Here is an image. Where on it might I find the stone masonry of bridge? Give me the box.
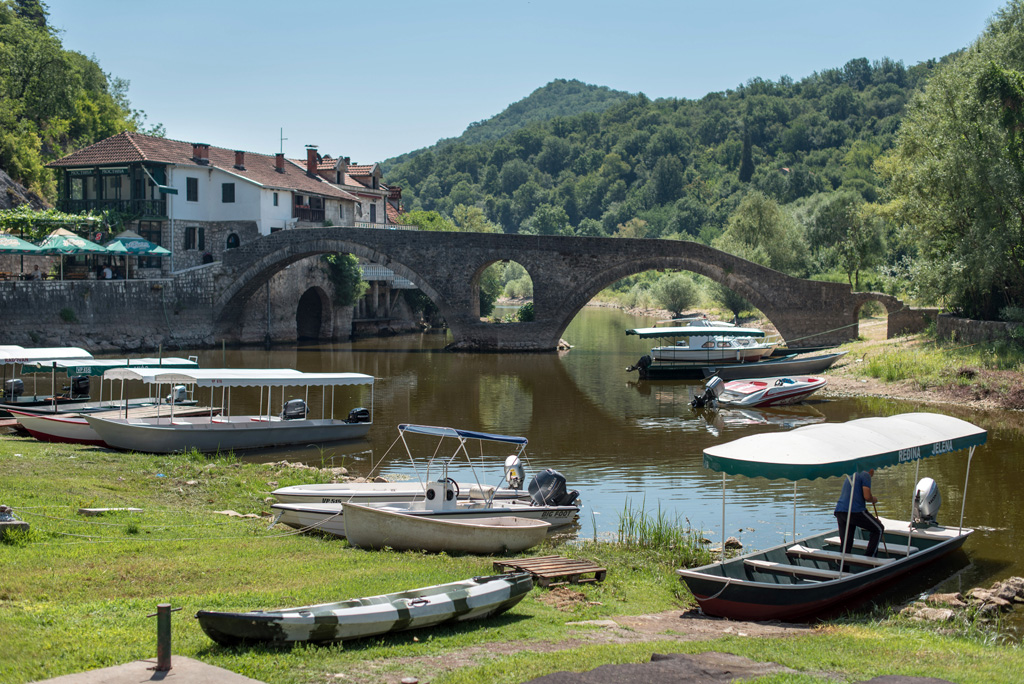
[215,228,933,351]
[0,228,933,352]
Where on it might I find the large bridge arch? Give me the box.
[210,228,932,351]
[214,235,450,338]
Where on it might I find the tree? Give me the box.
[738,129,755,183]
[712,191,808,275]
[320,253,368,307]
[652,273,698,315]
[878,1,1024,317]
[522,203,570,235]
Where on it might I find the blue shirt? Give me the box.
[835,471,872,514]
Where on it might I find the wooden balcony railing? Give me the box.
[293,206,325,223]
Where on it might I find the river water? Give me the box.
[160,305,1021,622]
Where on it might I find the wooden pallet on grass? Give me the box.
[493,555,606,587]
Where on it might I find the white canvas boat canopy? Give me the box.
[398,423,529,445]
[702,412,987,481]
[101,367,374,388]
[626,325,765,339]
[0,346,93,364]
[20,357,199,376]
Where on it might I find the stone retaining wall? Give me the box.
[937,314,1015,343]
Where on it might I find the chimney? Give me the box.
[305,145,318,176]
[233,150,245,170]
[275,153,285,173]
[192,143,209,165]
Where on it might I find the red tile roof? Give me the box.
[48,132,359,202]
[347,164,375,177]
[385,202,402,223]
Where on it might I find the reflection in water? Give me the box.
[145,306,1023,627]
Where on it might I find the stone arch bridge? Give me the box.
[213,228,930,351]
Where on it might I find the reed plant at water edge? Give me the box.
[616,498,713,569]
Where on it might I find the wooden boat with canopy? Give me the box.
[84,367,373,453]
[677,412,987,621]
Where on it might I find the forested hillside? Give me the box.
[385,58,945,241]
[0,0,160,202]
[385,79,631,166]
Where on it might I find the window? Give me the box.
[226,233,239,249]
[272,192,278,207]
[369,204,376,223]
[184,226,206,251]
[186,177,198,202]
[222,183,235,203]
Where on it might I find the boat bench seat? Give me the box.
[744,558,844,580]
[823,536,918,555]
[787,545,895,567]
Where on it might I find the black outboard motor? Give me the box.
[280,399,307,420]
[625,354,653,378]
[62,375,89,398]
[528,469,579,507]
[691,375,724,409]
[345,407,370,423]
[4,379,23,398]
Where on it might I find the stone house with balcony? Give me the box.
[45,132,368,273]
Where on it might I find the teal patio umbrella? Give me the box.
[0,232,42,253]
[38,227,110,280]
[104,230,170,279]
[0,232,42,279]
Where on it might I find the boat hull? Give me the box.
[84,415,371,454]
[344,504,550,554]
[702,351,848,381]
[273,499,579,536]
[10,411,105,446]
[195,573,534,645]
[678,524,971,622]
[272,481,525,504]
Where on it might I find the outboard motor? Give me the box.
[280,399,307,421]
[504,455,526,490]
[62,375,89,398]
[4,378,24,398]
[625,354,653,377]
[912,477,941,527]
[165,385,188,404]
[528,469,579,507]
[691,375,725,409]
[345,407,370,423]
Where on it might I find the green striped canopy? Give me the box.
[702,412,987,481]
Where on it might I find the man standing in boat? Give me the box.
[834,469,885,557]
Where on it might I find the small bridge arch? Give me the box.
[212,228,931,351]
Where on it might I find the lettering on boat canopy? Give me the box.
[898,439,955,463]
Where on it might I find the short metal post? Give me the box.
[147,603,182,672]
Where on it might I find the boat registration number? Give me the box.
[541,510,574,519]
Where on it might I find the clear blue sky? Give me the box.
[46,0,1008,165]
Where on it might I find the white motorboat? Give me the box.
[677,412,987,621]
[84,368,374,454]
[630,317,778,364]
[196,573,535,645]
[343,503,551,554]
[272,423,580,534]
[694,375,827,409]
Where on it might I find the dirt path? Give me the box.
[343,605,814,684]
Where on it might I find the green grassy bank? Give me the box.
[1,435,1021,684]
